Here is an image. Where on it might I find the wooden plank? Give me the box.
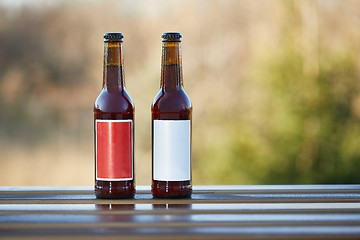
[1,226,360,240]
[0,212,359,227]
[1,203,360,215]
[1,192,360,204]
[1,185,360,194]
[194,185,360,194]
[0,185,358,197]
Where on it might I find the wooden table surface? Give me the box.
[0,185,360,239]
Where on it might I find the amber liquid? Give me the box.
[94,65,135,199]
[151,64,192,198]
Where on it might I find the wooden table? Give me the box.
[0,185,360,239]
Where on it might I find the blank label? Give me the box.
[153,120,191,181]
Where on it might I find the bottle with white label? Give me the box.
[151,32,192,198]
[94,32,135,199]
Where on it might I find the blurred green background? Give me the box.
[0,0,359,186]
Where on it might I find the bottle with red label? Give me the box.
[151,32,192,198]
[94,32,135,199]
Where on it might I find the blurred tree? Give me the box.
[0,4,93,145]
[193,0,360,184]
[0,0,359,185]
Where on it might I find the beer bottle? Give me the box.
[151,32,192,198]
[94,32,135,199]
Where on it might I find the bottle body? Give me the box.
[151,32,192,198]
[94,33,135,199]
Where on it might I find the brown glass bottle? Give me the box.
[151,32,192,198]
[94,33,135,199]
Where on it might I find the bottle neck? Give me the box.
[161,41,183,91]
[103,41,125,92]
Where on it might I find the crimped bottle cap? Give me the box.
[103,32,124,42]
[162,32,182,42]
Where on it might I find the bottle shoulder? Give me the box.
[152,88,192,112]
[94,88,134,113]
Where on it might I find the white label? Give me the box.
[153,120,191,181]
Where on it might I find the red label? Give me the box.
[96,120,133,180]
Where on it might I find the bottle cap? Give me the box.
[162,32,182,42]
[103,32,124,42]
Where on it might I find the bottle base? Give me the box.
[152,180,192,199]
[95,180,135,199]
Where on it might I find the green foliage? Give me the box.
[194,1,360,184]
